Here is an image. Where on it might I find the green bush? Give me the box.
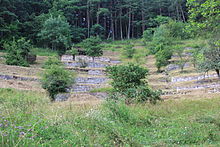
[90,24,105,38]
[143,29,154,41]
[148,20,189,54]
[165,20,189,39]
[81,36,103,58]
[65,47,79,56]
[155,48,173,72]
[123,43,135,58]
[42,56,63,69]
[38,17,71,55]
[4,38,34,67]
[107,64,161,103]
[41,65,73,100]
[153,15,172,26]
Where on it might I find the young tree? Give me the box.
[107,64,161,103]
[38,16,71,55]
[81,36,103,59]
[123,42,135,58]
[4,38,34,67]
[174,46,189,72]
[90,24,105,38]
[41,65,73,101]
[198,38,220,78]
[155,48,173,72]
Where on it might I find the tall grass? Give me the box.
[1,88,220,146]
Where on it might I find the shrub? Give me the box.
[4,38,35,67]
[123,43,135,58]
[198,37,220,77]
[65,47,79,56]
[41,65,73,100]
[165,20,189,39]
[153,15,172,26]
[173,45,189,72]
[143,29,154,41]
[155,48,173,72]
[81,36,103,58]
[90,24,105,38]
[42,56,63,69]
[107,64,161,103]
[107,64,148,91]
[38,17,71,55]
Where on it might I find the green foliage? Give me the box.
[123,43,135,58]
[107,64,148,91]
[42,56,63,69]
[81,36,103,57]
[143,28,154,41]
[38,16,71,55]
[165,20,189,39]
[187,0,220,36]
[65,47,79,56]
[149,24,171,54]
[4,38,34,67]
[153,15,172,26]
[90,24,105,38]
[173,45,189,72]
[41,65,73,100]
[148,20,189,54]
[31,47,58,56]
[155,48,173,72]
[107,64,161,103]
[71,26,87,43]
[198,37,220,77]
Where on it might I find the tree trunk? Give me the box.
[176,6,180,21]
[141,0,145,34]
[110,1,115,40]
[87,1,90,37]
[97,3,100,24]
[131,12,134,38]
[120,8,123,40]
[127,8,131,39]
[115,11,118,39]
[180,5,186,22]
[215,69,220,78]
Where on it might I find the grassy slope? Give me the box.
[1,88,220,146]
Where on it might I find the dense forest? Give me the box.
[0,0,219,54]
[0,0,188,47]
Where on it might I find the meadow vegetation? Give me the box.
[1,88,220,146]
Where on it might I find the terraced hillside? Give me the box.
[0,40,220,101]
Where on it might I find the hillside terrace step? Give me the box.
[62,55,121,64]
[75,77,108,84]
[0,74,39,82]
[64,62,108,68]
[171,74,218,83]
[70,69,106,76]
[70,84,103,92]
[175,83,220,91]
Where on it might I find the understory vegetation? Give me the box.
[1,88,220,146]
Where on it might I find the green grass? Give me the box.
[1,88,220,146]
[90,87,113,93]
[32,47,58,56]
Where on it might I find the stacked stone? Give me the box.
[61,55,121,93]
